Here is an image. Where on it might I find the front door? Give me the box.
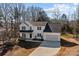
[30,34,32,38]
[22,33,26,38]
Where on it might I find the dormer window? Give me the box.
[22,26,26,30]
[37,27,41,30]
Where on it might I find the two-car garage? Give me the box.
[43,22,61,42]
[43,32,61,41]
[43,32,61,47]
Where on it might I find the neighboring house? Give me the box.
[19,21,61,41]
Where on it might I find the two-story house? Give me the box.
[19,21,61,41]
[20,21,47,40]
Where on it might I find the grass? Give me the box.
[61,33,79,38]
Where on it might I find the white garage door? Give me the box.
[44,33,60,41]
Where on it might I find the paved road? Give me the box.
[29,40,60,56]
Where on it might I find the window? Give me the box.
[30,26,32,30]
[37,33,41,37]
[22,26,26,30]
[22,33,26,38]
[37,27,41,30]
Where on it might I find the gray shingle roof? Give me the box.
[29,21,47,26]
[48,23,62,33]
[44,22,62,33]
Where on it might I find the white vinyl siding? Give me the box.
[37,27,41,30]
[22,26,26,30]
[44,33,60,41]
[33,26,45,39]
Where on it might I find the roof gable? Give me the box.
[49,23,62,33]
[44,22,62,33]
[43,23,52,32]
[20,22,29,27]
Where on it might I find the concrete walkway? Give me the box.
[29,40,60,56]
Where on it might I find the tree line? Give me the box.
[50,4,79,38]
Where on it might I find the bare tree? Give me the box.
[75,4,79,39]
[52,8,60,20]
[0,4,11,52]
[6,4,24,43]
[26,6,49,21]
[0,4,9,41]
[0,3,25,47]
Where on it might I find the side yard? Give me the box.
[56,34,79,56]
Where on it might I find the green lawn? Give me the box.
[61,34,79,38]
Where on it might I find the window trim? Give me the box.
[22,26,26,30]
[37,33,41,37]
[37,27,41,30]
[22,33,26,38]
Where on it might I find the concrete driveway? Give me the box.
[29,40,60,56]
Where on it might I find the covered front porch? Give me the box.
[18,38,43,42]
[20,30,44,41]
